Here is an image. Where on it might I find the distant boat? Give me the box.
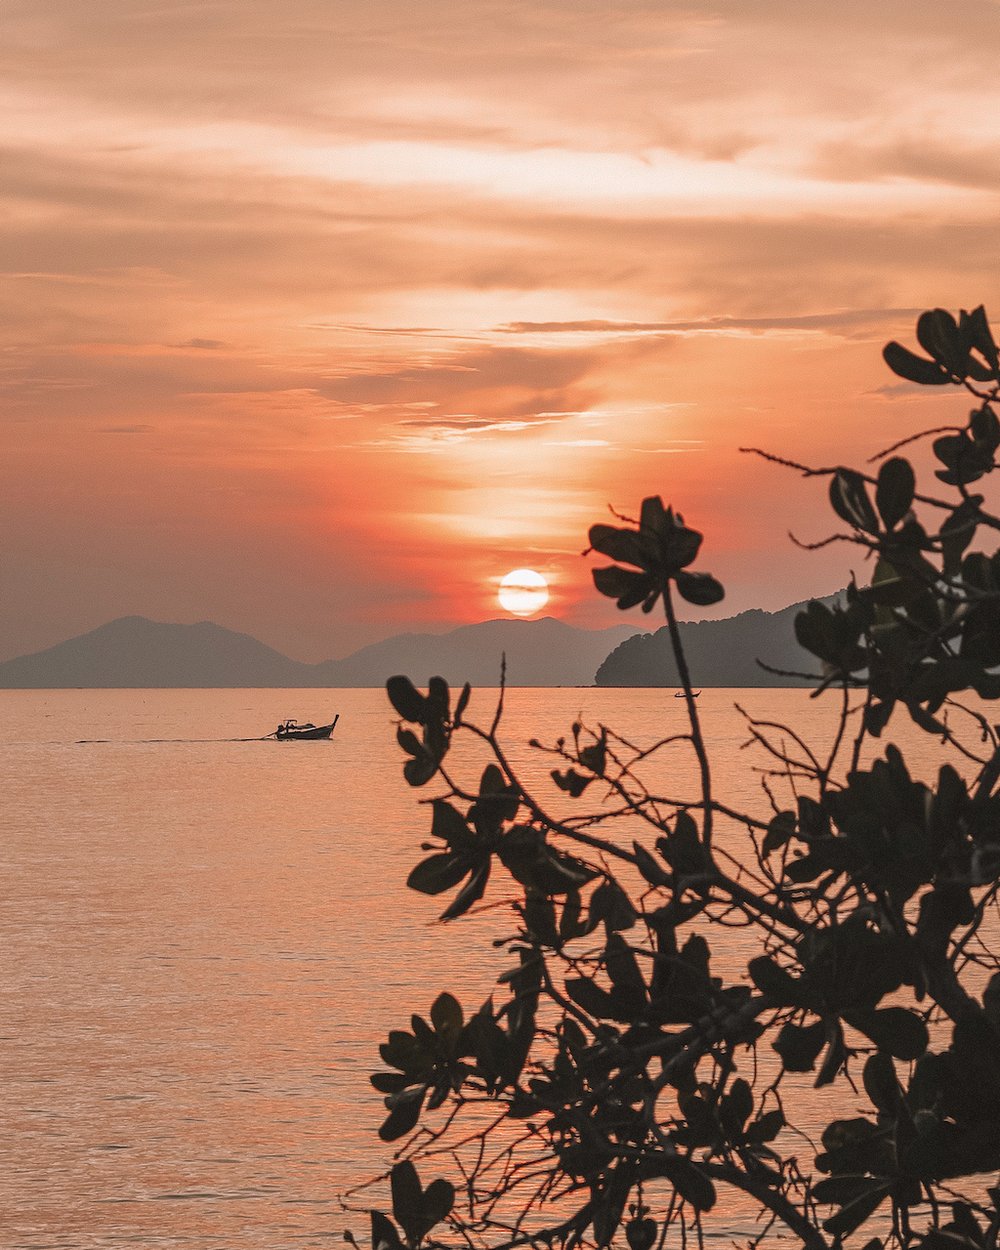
[273,714,339,740]
[674,691,701,698]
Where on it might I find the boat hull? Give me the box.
[275,716,338,741]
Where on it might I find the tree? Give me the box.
[350,307,1000,1250]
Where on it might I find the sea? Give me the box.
[0,686,963,1249]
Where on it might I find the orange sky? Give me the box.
[3,0,1000,661]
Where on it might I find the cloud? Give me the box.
[495,309,925,339]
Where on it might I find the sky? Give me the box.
[3,0,1000,662]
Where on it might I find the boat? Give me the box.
[273,714,339,740]
[674,691,701,698]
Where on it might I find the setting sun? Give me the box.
[498,569,549,617]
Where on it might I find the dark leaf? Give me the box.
[883,341,950,386]
[593,565,656,610]
[875,457,915,530]
[816,1021,847,1087]
[746,1108,785,1144]
[430,992,464,1043]
[917,308,967,376]
[421,1178,455,1232]
[961,305,999,374]
[675,570,725,606]
[823,1183,891,1239]
[391,1160,424,1242]
[551,767,592,797]
[440,862,491,921]
[403,752,439,788]
[813,1175,883,1206]
[430,800,475,850]
[589,522,652,569]
[626,1218,658,1250]
[633,840,671,885]
[407,852,470,896]
[748,955,806,1006]
[851,1007,928,1060]
[379,1087,425,1141]
[661,1157,716,1212]
[773,1019,826,1072]
[565,976,617,1019]
[371,1210,403,1250]
[830,469,879,534]
[763,810,796,854]
[862,1051,899,1113]
[605,933,647,1001]
[387,675,427,722]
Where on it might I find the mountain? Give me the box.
[0,616,312,688]
[0,616,639,688]
[595,593,840,687]
[314,617,640,687]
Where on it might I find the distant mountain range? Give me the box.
[0,593,839,689]
[595,593,839,687]
[0,615,640,689]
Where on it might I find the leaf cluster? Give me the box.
[353,307,1000,1250]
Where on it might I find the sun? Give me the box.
[498,568,549,617]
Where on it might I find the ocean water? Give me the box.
[0,686,965,1248]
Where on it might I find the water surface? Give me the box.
[0,686,959,1248]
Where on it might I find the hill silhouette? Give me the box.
[595,593,839,686]
[0,616,639,688]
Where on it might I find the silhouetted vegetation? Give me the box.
[353,307,1000,1250]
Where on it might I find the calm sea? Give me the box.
[0,687,954,1249]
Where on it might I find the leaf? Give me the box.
[391,1160,424,1242]
[721,1078,753,1135]
[851,1007,928,1060]
[675,570,725,606]
[626,1217,658,1250]
[371,1209,403,1250]
[552,767,592,797]
[440,861,490,921]
[661,1157,716,1212]
[387,675,427,722]
[773,1019,826,1072]
[421,1178,455,1231]
[370,1072,410,1094]
[763,810,796,854]
[917,308,967,376]
[593,565,655,610]
[823,1183,891,1239]
[605,932,646,1000]
[454,682,471,724]
[430,991,464,1041]
[633,840,670,885]
[748,955,806,1006]
[579,734,607,776]
[816,1021,847,1087]
[407,852,470,896]
[813,1175,883,1206]
[830,469,879,534]
[875,457,915,530]
[883,340,950,386]
[403,752,439,788]
[379,1087,425,1141]
[589,522,652,569]
[565,976,616,1019]
[862,1051,899,1113]
[430,800,475,850]
[746,1108,785,1144]
[961,304,999,374]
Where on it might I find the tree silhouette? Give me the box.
[352,307,1000,1250]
